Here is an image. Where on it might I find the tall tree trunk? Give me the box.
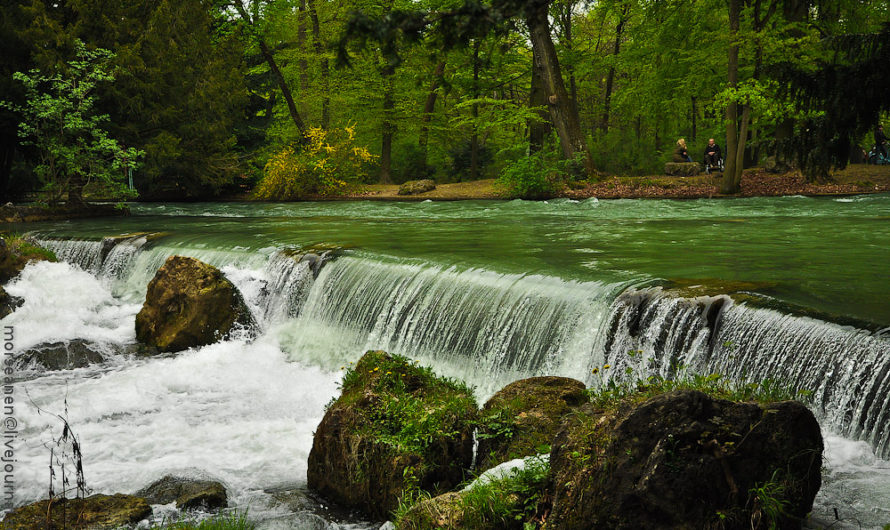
[67,172,85,206]
[526,2,594,174]
[419,60,446,166]
[234,2,308,139]
[601,2,629,131]
[380,64,394,184]
[775,0,807,164]
[721,0,746,194]
[470,40,480,180]
[297,0,310,92]
[307,0,329,128]
[529,45,552,152]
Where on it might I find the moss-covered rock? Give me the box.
[308,350,477,519]
[0,236,57,284]
[135,256,255,352]
[1,494,151,529]
[664,162,701,177]
[136,475,228,510]
[545,389,823,530]
[398,179,436,196]
[476,376,586,471]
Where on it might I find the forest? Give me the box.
[1,0,889,202]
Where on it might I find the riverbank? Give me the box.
[329,164,890,201]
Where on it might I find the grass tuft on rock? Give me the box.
[149,511,253,530]
[337,350,476,455]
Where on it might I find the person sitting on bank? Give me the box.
[673,138,692,163]
[704,138,722,167]
[876,124,888,160]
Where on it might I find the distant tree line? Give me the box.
[1,0,887,201]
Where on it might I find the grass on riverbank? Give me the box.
[340,164,890,200]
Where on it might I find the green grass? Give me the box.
[586,354,805,411]
[337,351,477,455]
[2,233,58,262]
[149,511,254,530]
[394,455,549,529]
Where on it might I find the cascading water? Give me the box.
[5,193,890,529]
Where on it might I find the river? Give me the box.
[2,196,890,528]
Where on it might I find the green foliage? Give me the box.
[498,140,581,199]
[337,351,476,456]
[149,510,254,530]
[747,470,792,530]
[253,125,376,199]
[588,129,662,176]
[2,40,140,205]
[394,455,549,528]
[461,457,549,527]
[4,234,58,262]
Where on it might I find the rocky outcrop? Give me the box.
[308,350,477,519]
[398,179,436,196]
[1,494,151,529]
[0,236,56,284]
[135,256,255,352]
[664,162,701,177]
[546,390,823,530]
[0,285,23,318]
[136,475,227,510]
[476,376,586,471]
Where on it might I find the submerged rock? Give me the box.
[308,350,477,519]
[135,256,255,352]
[1,494,151,529]
[546,390,823,530]
[0,285,23,318]
[398,179,436,196]
[15,339,107,370]
[476,376,586,471]
[136,475,227,510]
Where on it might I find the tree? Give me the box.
[3,41,140,205]
[338,0,596,175]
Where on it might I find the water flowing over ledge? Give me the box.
[26,234,890,461]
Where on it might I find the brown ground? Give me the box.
[335,164,890,201]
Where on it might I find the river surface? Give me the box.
[1,196,889,528]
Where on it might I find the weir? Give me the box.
[27,235,890,459]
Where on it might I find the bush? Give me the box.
[392,141,434,184]
[498,143,579,199]
[253,125,375,200]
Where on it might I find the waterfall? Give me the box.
[599,288,890,459]
[29,236,890,459]
[283,256,625,394]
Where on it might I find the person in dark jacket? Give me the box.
[704,138,722,167]
[673,138,692,163]
[876,124,888,159]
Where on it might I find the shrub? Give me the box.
[253,124,375,199]
[498,143,580,199]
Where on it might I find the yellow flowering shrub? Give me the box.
[254,124,375,200]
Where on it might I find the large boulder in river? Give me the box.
[476,376,586,471]
[136,475,227,510]
[135,256,255,352]
[545,390,823,530]
[308,350,477,519]
[1,494,151,529]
